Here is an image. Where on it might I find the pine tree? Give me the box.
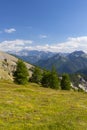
[13,60,29,84]
[30,66,42,84]
[61,74,71,90]
[41,67,60,89]
[41,70,51,87]
[49,67,60,89]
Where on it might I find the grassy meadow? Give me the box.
[0,81,87,130]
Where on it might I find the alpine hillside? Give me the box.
[0,51,33,80]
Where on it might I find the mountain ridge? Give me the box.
[36,50,87,74]
[8,50,57,64]
[7,50,87,74]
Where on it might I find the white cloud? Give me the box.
[4,28,16,33]
[39,34,47,39]
[0,36,87,53]
[34,36,87,52]
[0,39,33,52]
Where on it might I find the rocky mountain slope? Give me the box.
[0,51,33,80]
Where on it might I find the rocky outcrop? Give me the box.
[0,51,33,80]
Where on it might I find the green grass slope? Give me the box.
[0,81,87,130]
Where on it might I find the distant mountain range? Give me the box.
[37,51,87,73]
[8,50,87,74]
[36,51,87,74]
[8,50,57,64]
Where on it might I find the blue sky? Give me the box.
[0,0,87,52]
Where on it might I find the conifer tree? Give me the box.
[13,60,29,84]
[41,70,51,87]
[61,74,71,90]
[49,67,60,89]
[30,66,42,83]
[41,67,60,89]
